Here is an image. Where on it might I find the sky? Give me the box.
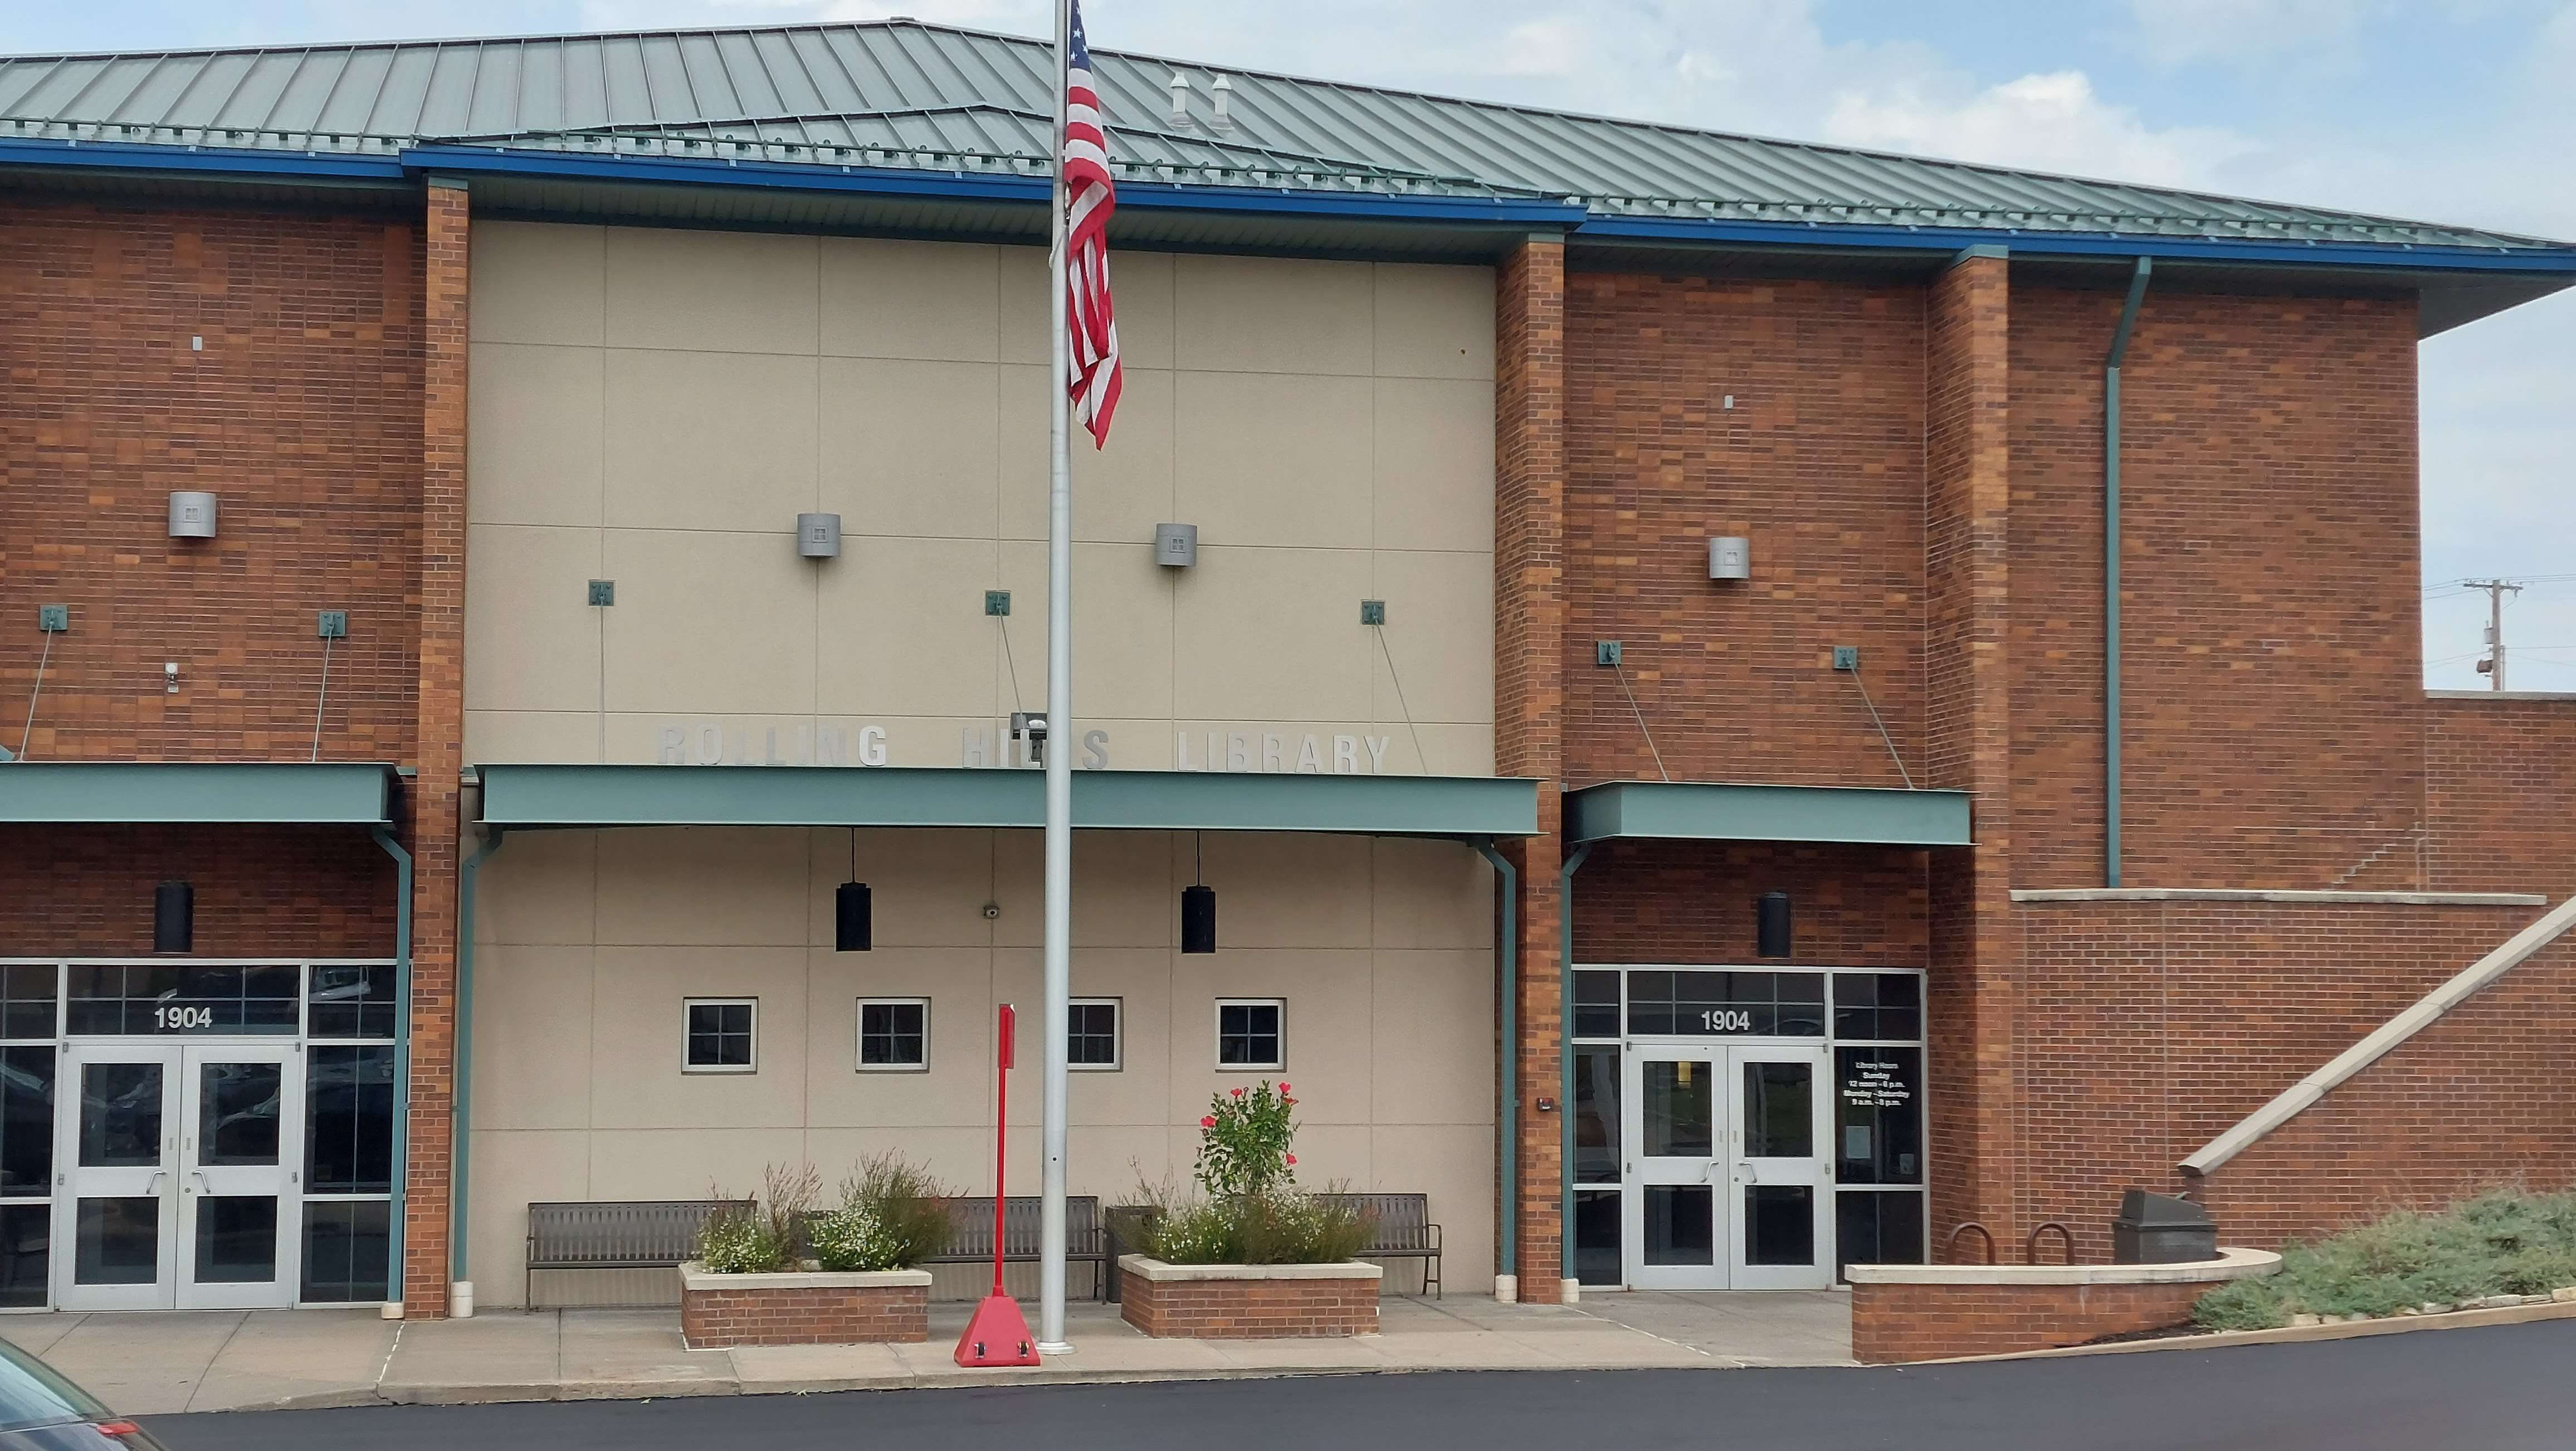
[7,0,2571,688]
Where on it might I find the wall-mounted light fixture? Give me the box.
[1181,832,1216,954]
[1709,536,1751,581]
[1154,523,1198,568]
[1757,891,1793,960]
[154,881,194,953]
[836,830,872,952]
[168,492,218,539]
[798,513,842,559]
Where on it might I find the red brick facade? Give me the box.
[680,1278,931,1348]
[1118,1266,1382,1338]
[0,824,395,958]
[1850,1277,2209,1363]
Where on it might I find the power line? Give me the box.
[2465,579,2525,690]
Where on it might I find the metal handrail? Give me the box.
[2025,1222,2075,1265]
[1945,1222,1997,1265]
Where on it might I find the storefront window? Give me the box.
[1573,971,1620,1039]
[1835,1047,1922,1185]
[1832,972,1921,1041]
[306,1046,394,1196]
[65,965,297,1037]
[306,966,395,1040]
[0,967,56,1040]
[1837,1190,1926,1270]
[1626,970,1825,1037]
[1572,1046,1619,1184]
[301,1200,390,1304]
[0,1047,52,1196]
[1573,1189,1621,1286]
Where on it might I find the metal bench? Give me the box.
[1316,1192,1442,1298]
[927,1195,1112,1299]
[525,1199,750,1309]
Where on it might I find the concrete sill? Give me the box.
[2011,888,2546,907]
[1843,1247,2280,1287]
[1118,1255,1383,1283]
[679,1263,932,1292]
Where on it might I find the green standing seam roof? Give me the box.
[0,19,2565,254]
[0,762,395,824]
[478,763,1541,839]
[1566,780,1972,848]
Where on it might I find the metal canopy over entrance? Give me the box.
[0,762,397,825]
[1565,781,1972,848]
[476,763,1543,839]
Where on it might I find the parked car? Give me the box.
[0,1338,167,1449]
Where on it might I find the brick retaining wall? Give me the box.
[1118,1260,1380,1338]
[680,1273,930,1348]
[1851,1278,2206,1363]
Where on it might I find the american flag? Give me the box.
[1062,0,1121,446]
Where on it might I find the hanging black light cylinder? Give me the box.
[1180,884,1217,955]
[154,881,194,953]
[1756,891,1793,960]
[836,880,873,952]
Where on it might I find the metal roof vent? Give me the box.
[1168,72,1191,125]
[1210,75,1234,130]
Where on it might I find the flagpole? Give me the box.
[1036,0,1076,1357]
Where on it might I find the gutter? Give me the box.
[451,826,508,1291]
[368,825,414,1309]
[1559,842,1594,1293]
[2104,257,2151,888]
[2180,894,2576,1176]
[1471,839,1518,1296]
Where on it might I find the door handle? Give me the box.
[146,1170,167,1195]
[188,1169,211,1195]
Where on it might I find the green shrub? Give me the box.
[697,1197,793,1274]
[808,1202,908,1272]
[847,1152,950,1269]
[1141,1186,1374,1266]
[2194,1188,2576,1327]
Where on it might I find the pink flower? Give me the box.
[1199,1116,1217,1129]
[1231,1087,1246,1098]
[1277,1083,1291,1093]
[1285,1154,1297,1166]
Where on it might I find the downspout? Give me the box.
[452,825,506,1287]
[1558,841,1593,1292]
[1472,838,1518,1295]
[368,824,412,1309]
[2104,256,2153,888]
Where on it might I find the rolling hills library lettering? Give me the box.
[651,720,1402,773]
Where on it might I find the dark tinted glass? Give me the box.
[1835,1047,1923,1185]
[1573,970,1620,1039]
[1628,971,1824,1037]
[1068,1002,1119,1066]
[0,966,55,1041]
[1573,1189,1621,1287]
[308,965,396,1040]
[860,1001,928,1067]
[1833,972,1924,1041]
[1642,1185,1713,1266]
[1836,1190,1927,1273]
[195,1195,280,1284]
[79,1062,162,1168]
[1746,1186,1816,1266]
[0,1206,47,1311]
[1741,1060,1813,1158]
[685,1002,755,1069]
[1216,1002,1281,1067]
[0,1048,53,1194]
[308,1046,395,1195]
[1572,1046,1620,1184]
[199,1061,282,1167]
[66,964,297,1036]
[73,1197,158,1286]
[301,1199,392,1303]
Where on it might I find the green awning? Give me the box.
[477,764,1541,839]
[0,762,396,825]
[1566,780,1972,848]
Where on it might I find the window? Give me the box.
[1215,1000,1284,1070]
[1572,970,1620,1040]
[858,999,929,1071]
[1831,972,1923,1042]
[683,999,757,1073]
[1624,970,1826,1037]
[1069,999,1121,1070]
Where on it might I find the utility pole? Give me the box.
[2467,579,2523,690]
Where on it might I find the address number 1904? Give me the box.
[1697,1010,1754,1033]
[154,1005,217,1030]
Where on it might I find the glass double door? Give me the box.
[1622,1044,1831,1290]
[53,1044,303,1310]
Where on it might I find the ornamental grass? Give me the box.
[2194,1188,2576,1330]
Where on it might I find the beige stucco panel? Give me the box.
[466,1129,594,1306]
[467,343,605,528]
[1169,947,1372,1124]
[1172,547,1375,723]
[602,349,819,534]
[1372,263,1497,381]
[818,357,999,539]
[815,534,1001,719]
[996,364,1177,544]
[802,827,998,948]
[584,1127,813,1201]
[473,828,598,946]
[999,244,1175,370]
[464,711,604,768]
[470,945,597,1131]
[1372,376,1496,554]
[819,236,999,363]
[994,947,1172,1128]
[988,830,1175,950]
[1173,371,1373,550]
[464,525,603,715]
[470,221,605,347]
[803,946,992,1130]
[1172,254,1371,375]
[1371,548,1498,726]
[1369,838,1496,951]
[601,529,818,718]
[1369,1123,1496,1288]
[593,828,811,948]
[587,946,811,1129]
[1196,831,1375,950]
[604,227,819,355]
[1370,950,1497,1123]
[996,541,1175,723]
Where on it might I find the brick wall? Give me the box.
[1118,1267,1380,1338]
[1563,270,1927,789]
[2008,284,2423,890]
[0,824,395,957]
[0,197,422,763]
[1851,1277,2208,1363]
[2426,697,2576,898]
[1569,840,1928,965]
[1496,240,1569,1298]
[2013,898,2549,1259]
[680,1279,930,1348]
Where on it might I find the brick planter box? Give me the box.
[1118,1254,1382,1338]
[679,1264,932,1348]
[1845,1247,2280,1363]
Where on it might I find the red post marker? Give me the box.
[955,1002,1040,1366]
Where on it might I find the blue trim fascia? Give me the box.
[400,143,1587,226]
[0,135,407,181]
[1575,214,2576,275]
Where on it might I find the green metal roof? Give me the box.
[0,762,394,824]
[0,19,2562,254]
[1565,781,1972,848]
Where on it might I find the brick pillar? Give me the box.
[1495,237,1568,1299]
[1923,251,2016,1257]
[404,179,471,1315]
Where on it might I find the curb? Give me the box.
[1913,1296,2576,1365]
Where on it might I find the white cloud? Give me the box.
[2126,0,2392,65]
[1820,69,2256,187]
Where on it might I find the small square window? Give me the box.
[859,999,929,1071]
[1216,999,1284,1071]
[1070,999,1121,1070]
[684,999,756,1073]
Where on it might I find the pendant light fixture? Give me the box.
[1180,831,1216,955]
[836,829,872,952]
[153,881,194,953]
[1757,891,1793,960]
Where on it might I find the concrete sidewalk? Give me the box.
[0,1292,1853,1415]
